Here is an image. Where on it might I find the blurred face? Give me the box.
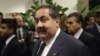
[15,15,24,27]
[65,17,81,35]
[0,24,13,37]
[95,16,100,25]
[0,15,3,19]
[35,8,60,41]
[0,15,3,23]
[87,17,95,25]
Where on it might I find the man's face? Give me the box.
[65,17,81,35]
[95,16,100,25]
[0,15,3,19]
[0,24,12,37]
[15,15,24,27]
[87,17,95,25]
[35,8,59,41]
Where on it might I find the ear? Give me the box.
[55,17,60,27]
[56,17,60,24]
[56,19,60,24]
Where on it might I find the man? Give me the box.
[64,12,97,56]
[14,13,29,29]
[84,14,95,27]
[0,12,3,24]
[32,5,91,56]
[85,11,100,56]
[14,14,32,56]
[0,12,4,56]
[0,19,27,56]
[85,11,100,38]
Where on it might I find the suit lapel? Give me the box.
[47,31,65,56]
[32,40,41,56]
[4,36,16,51]
[1,36,16,56]
[79,31,86,41]
[93,24,100,37]
[94,24,99,33]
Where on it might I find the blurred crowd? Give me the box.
[0,6,100,56]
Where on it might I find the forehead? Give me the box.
[67,16,77,22]
[35,8,50,18]
[16,16,23,20]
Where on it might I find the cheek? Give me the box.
[3,30,8,34]
[1,30,6,36]
[35,24,40,30]
[69,25,76,31]
[46,22,56,31]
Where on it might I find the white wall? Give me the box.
[0,0,78,18]
[53,0,78,15]
[0,0,33,18]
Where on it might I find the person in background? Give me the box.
[0,12,5,56]
[84,14,95,28]
[85,11,100,38]
[14,14,32,56]
[0,19,28,56]
[85,11,100,56]
[0,12,3,24]
[32,5,91,56]
[64,12,97,56]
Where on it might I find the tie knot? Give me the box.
[36,42,46,56]
[40,42,46,48]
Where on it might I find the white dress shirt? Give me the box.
[5,34,15,46]
[95,23,100,32]
[74,28,83,39]
[16,27,24,38]
[41,28,61,56]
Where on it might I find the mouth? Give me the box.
[36,28,48,38]
[37,27,47,34]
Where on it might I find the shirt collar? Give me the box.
[42,28,61,46]
[74,28,83,39]
[6,34,15,45]
[95,23,100,32]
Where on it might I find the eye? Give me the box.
[35,18,39,24]
[40,16,49,23]
[35,16,49,24]
[41,18,48,23]
[67,22,73,25]
[35,20,38,23]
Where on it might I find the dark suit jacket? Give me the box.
[79,31,97,56]
[32,31,91,56]
[16,28,32,56]
[0,37,6,56]
[85,24,100,37]
[23,28,32,56]
[1,36,28,56]
[85,24,100,56]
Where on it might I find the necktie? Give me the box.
[36,43,46,56]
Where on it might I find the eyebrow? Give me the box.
[40,16,45,19]
[35,16,46,20]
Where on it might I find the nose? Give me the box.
[36,21,44,27]
[66,23,70,27]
